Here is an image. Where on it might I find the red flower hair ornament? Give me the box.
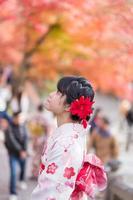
[70,96,94,128]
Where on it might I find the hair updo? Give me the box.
[57,76,95,122]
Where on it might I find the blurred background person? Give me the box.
[87,115,120,200]
[0,68,12,112]
[89,107,103,134]
[2,111,28,200]
[125,103,133,151]
[28,104,52,180]
[10,86,30,116]
[119,100,133,151]
[88,115,119,168]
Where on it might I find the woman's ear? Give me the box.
[64,104,70,112]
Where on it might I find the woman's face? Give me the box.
[44,91,67,115]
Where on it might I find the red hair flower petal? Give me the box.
[70,96,94,128]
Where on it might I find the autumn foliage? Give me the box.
[0,0,133,100]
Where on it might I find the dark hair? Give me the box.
[12,111,21,118]
[57,76,95,122]
[95,107,102,115]
[101,116,110,125]
[37,104,44,112]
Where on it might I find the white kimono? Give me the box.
[31,123,89,200]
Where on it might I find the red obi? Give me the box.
[71,154,107,199]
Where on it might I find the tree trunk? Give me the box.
[20,23,59,73]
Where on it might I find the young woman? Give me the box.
[31,76,107,200]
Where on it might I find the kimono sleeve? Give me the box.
[31,135,83,200]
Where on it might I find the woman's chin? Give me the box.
[43,102,50,111]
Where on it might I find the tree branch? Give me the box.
[20,23,58,71]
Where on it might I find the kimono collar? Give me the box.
[53,123,90,139]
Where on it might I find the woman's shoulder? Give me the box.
[58,123,89,136]
[49,123,86,150]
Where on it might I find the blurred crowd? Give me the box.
[0,67,56,200]
[0,67,133,200]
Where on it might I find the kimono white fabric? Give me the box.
[31,123,89,200]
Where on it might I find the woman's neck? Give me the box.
[57,112,73,127]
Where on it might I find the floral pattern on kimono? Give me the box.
[31,123,88,200]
